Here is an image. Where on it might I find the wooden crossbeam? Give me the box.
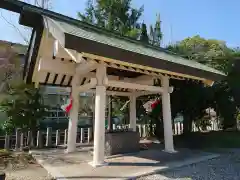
[107,80,164,93]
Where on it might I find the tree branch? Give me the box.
[0,10,29,44]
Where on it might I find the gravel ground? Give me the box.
[139,149,240,180]
[5,164,53,180]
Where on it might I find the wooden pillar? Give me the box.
[66,75,79,153]
[91,64,107,167]
[161,76,175,153]
[129,92,137,131]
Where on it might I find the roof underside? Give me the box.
[0,0,226,87]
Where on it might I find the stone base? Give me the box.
[64,148,76,154]
[105,131,140,156]
[162,149,178,153]
[88,161,109,167]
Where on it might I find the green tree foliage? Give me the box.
[139,22,149,43]
[167,35,232,72]
[167,35,240,131]
[149,14,163,47]
[112,97,129,124]
[78,0,144,38]
[0,83,48,134]
[227,49,240,107]
[170,79,214,133]
[78,0,95,24]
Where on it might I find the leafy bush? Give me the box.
[194,116,212,131]
[0,83,48,134]
[174,131,240,149]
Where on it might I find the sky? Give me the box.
[0,0,239,47]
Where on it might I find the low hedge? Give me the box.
[174,131,240,149]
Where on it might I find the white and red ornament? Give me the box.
[143,99,161,113]
[61,94,73,114]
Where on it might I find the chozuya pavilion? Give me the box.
[1,0,225,167]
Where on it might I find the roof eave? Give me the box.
[64,33,225,82]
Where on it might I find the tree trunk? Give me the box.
[183,114,192,134]
[107,96,113,131]
[154,117,164,140]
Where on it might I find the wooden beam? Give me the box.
[76,61,98,76]
[203,79,214,86]
[38,57,99,77]
[135,86,173,97]
[88,89,131,97]
[54,40,83,62]
[133,75,155,85]
[107,80,163,93]
[38,58,75,75]
[32,29,47,82]
[33,32,62,84]
[45,87,131,96]
[82,52,207,82]
[64,48,82,63]
[135,91,159,97]
[134,75,155,81]
[85,72,155,86]
[77,78,97,92]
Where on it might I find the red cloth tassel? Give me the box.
[65,97,73,114]
[151,99,161,109]
[62,90,73,114]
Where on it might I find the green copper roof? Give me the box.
[45,17,225,77]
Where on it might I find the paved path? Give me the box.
[5,149,240,180]
[139,149,240,180]
[30,148,219,180]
